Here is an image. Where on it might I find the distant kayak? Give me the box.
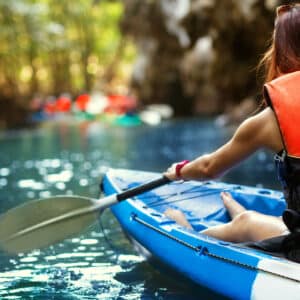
[101,169,300,300]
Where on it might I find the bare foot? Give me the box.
[221,191,246,220]
[164,208,193,229]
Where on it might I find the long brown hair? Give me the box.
[259,4,300,83]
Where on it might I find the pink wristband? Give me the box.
[175,160,190,178]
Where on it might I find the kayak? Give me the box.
[101,169,300,300]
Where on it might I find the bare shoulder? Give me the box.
[254,107,277,123]
[242,107,275,127]
[237,107,283,152]
[259,107,283,151]
[233,107,283,152]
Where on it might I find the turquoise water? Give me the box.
[0,119,280,299]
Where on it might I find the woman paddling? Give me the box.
[164,3,300,243]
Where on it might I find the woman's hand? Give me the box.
[163,162,179,181]
[164,160,190,181]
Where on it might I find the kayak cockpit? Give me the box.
[111,172,286,232]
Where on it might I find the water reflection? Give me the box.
[0,119,279,299]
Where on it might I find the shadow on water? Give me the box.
[0,118,280,299]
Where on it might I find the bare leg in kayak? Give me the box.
[164,208,193,229]
[164,192,288,242]
[221,191,246,218]
[164,191,239,230]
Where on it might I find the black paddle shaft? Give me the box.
[116,176,170,202]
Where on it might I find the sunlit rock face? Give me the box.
[121,0,283,116]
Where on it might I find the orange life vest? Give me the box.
[264,71,300,158]
[264,71,300,212]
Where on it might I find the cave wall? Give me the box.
[121,0,283,115]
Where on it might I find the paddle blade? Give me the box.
[0,196,99,254]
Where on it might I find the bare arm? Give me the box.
[165,108,283,181]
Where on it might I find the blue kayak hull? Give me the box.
[101,169,300,300]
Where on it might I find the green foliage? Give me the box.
[0,0,135,102]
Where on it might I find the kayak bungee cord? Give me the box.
[146,190,222,208]
[136,182,209,200]
[120,181,223,208]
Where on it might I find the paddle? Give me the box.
[0,175,170,254]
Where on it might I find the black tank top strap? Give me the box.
[274,150,300,212]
